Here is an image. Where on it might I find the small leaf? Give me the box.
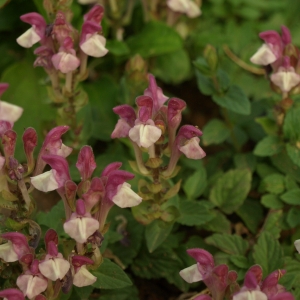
[106,40,130,56]
[254,136,283,157]
[230,255,250,269]
[286,143,300,167]
[234,153,256,172]
[195,70,216,95]
[283,107,300,141]
[202,119,231,146]
[260,174,285,195]
[279,257,300,290]
[261,210,283,239]
[209,169,252,214]
[281,188,300,205]
[286,207,300,228]
[255,116,277,135]
[145,219,174,252]
[252,232,284,275]
[92,258,132,289]
[261,194,283,209]
[177,200,214,226]
[183,168,207,199]
[204,210,231,234]
[212,85,251,115]
[205,233,249,255]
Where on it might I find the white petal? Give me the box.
[233,290,268,300]
[250,44,277,65]
[52,52,80,73]
[78,0,97,3]
[186,1,202,18]
[31,169,59,192]
[167,0,189,13]
[295,239,300,253]
[17,275,48,299]
[63,216,99,243]
[56,143,73,158]
[129,124,162,148]
[179,137,206,159]
[179,264,203,283]
[0,101,23,123]
[73,266,97,287]
[16,27,41,48]
[0,241,18,262]
[80,34,109,58]
[271,71,300,92]
[112,182,142,208]
[39,258,70,281]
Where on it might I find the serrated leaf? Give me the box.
[253,136,283,157]
[230,255,250,269]
[205,234,249,255]
[204,210,231,234]
[145,220,174,252]
[261,194,283,209]
[212,85,251,115]
[252,232,284,275]
[286,143,300,167]
[183,168,207,199]
[177,200,214,226]
[279,257,300,290]
[236,199,263,234]
[260,174,285,194]
[286,207,300,228]
[209,169,252,214]
[261,210,283,239]
[202,119,230,146]
[127,21,182,58]
[92,258,132,289]
[280,188,300,205]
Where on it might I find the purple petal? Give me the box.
[76,146,96,181]
[84,5,104,24]
[0,288,25,300]
[0,83,9,98]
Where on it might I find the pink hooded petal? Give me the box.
[84,5,104,24]
[0,83,9,98]
[270,292,295,300]
[281,25,291,45]
[72,255,94,268]
[45,229,58,250]
[0,121,12,137]
[112,105,136,127]
[22,128,38,172]
[76,146,97,181]
[167,98,186,129]
[259,30,282,47]
[0,289,25,300]
[1,232,30,259]
[245,265,263,287]
[2,130,17,159]
[101,162,122,177]
[261,270,286,297]
[136,95,153,118]
[111,119,132,138]
[82,177,105,211]
[19,13,46,37]
[186,248,214,267]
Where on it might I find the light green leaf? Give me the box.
[183,168,207,199]
[281,188,300,205]
[260,174,285,195]
[254,136,283,157]
[202,119,230,146]
[255,116,277,135]
[106,40,130,56]
[261,210,283,239]
[212,85,251,115]
[177,200,214,226]
[127,21,182,58]
[145,219,174,252]
[204,210,231,234]
[205,233,249,255]
[261,194,283,209]
[279,257,300,290]
[283,107,300,141]
[209,169,252,214]
[286,143,300,167]
[92,258,132,289]
[230,255,250,269]
[252,232,284,275]
[286,207,300,228]
[195,70,216,95]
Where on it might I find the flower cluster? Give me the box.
[180,248,294,300]
[16,5,107,81]
[250,26,300,94]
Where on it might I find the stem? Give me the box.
[121,0,134,25]
[57,188,72,220]
[76,242,84,255]
[65,72,73,93]
[141,0,149,22]
[79,51,88,80]
[148,144,156,158]
[18,179,31,210]
[131,141,150,175]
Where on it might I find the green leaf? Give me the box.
[234,153,257,172]
[255,116,277,135]
[261,194,283,209]
[127,21,183,58]
[74,286,94,300]
[286,143,300,167]
[152,49,191,84]
[212,85,251,115]
[216,69,230,91]
[230,255,250,269]
[279,257,300,290]
[92,258,132,289]
[209,169,252,214]
[204,210,231,234]
[253,136,283,157]
[1,60,56,160]
[260,174,285,195]
[145,219,174,252]
[98,286,139,300]
[183,168,207,199]
[236,199,263,234]
[252,232,284,275]
[177,200,214,226]
[195,70,216,95]
[283,107,300,141]
[281,188,300,205]
[261,210,283,239]
[205,234,249,255]
[286,207,300,228]
[106,40,130,56]
[0,0,10,8]
[202,119,230,146]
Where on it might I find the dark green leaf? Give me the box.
[261,210,283,239]
[255,116,277,135]
[212,85,251,115]
[281,188,300,205]
[234,153,257,172]
[286,207,300,228]
[92,258,132,289]
[183,168,207,199]
[195,70,216,95]
[261,194,283,209]
[260,174,285,195]
[252,232,284,275]
[209,169,252,214]
[283,107,300,141]
[286,143,300,167]
[202,119,230,146]
[254,136,283,157]
[279,257,300,290]
[230,255,250,269]
[204,210,231,234]
[98,286,139,300]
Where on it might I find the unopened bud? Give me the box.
[203,44,218,72]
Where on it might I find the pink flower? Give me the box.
[167,0,202,18]
[22,128,38,174]
[72,255,97,287]
[16,13,46,48]
[63,200,99,243]
[0,289,24,300]
[76,146,97,181]
[52,37,80,73]
[84,5,104,24]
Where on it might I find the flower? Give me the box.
[167,0,202,18]
[0,289,25,300]
[72,255,97,287]
[76,146,97,181]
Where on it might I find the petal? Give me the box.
[271,70,300,92]
[0,101,23,123]
[0,241,18,262]
[295,239,300,253]
[56,143,73,158]
[179,137,206,159]
[129,124,162,148]
[250,44,277,65]
[186,1,202,18]
[52,52,80,73]
[179,264,203,283]
[31,169,59,192]
[17,275,47,299]
[73,266,97,287]
[39,258,70,281]
[80,34,108,57]
[167,0,189,13]
[233,290,268,300]
[16,27,41,48]
[112,182,142,208]
[63,216,99,243]
[111,119,132,139]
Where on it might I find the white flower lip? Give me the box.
[80,34,109,57]
[250,44,277,65]
[112,182,142,208]
[179,264,203,283]
[73,265,97,287]
[129,123,162,148]
[31,169,59,192]
[0,240,18,262]
[16,27,41,48]
[39,257,70,281]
